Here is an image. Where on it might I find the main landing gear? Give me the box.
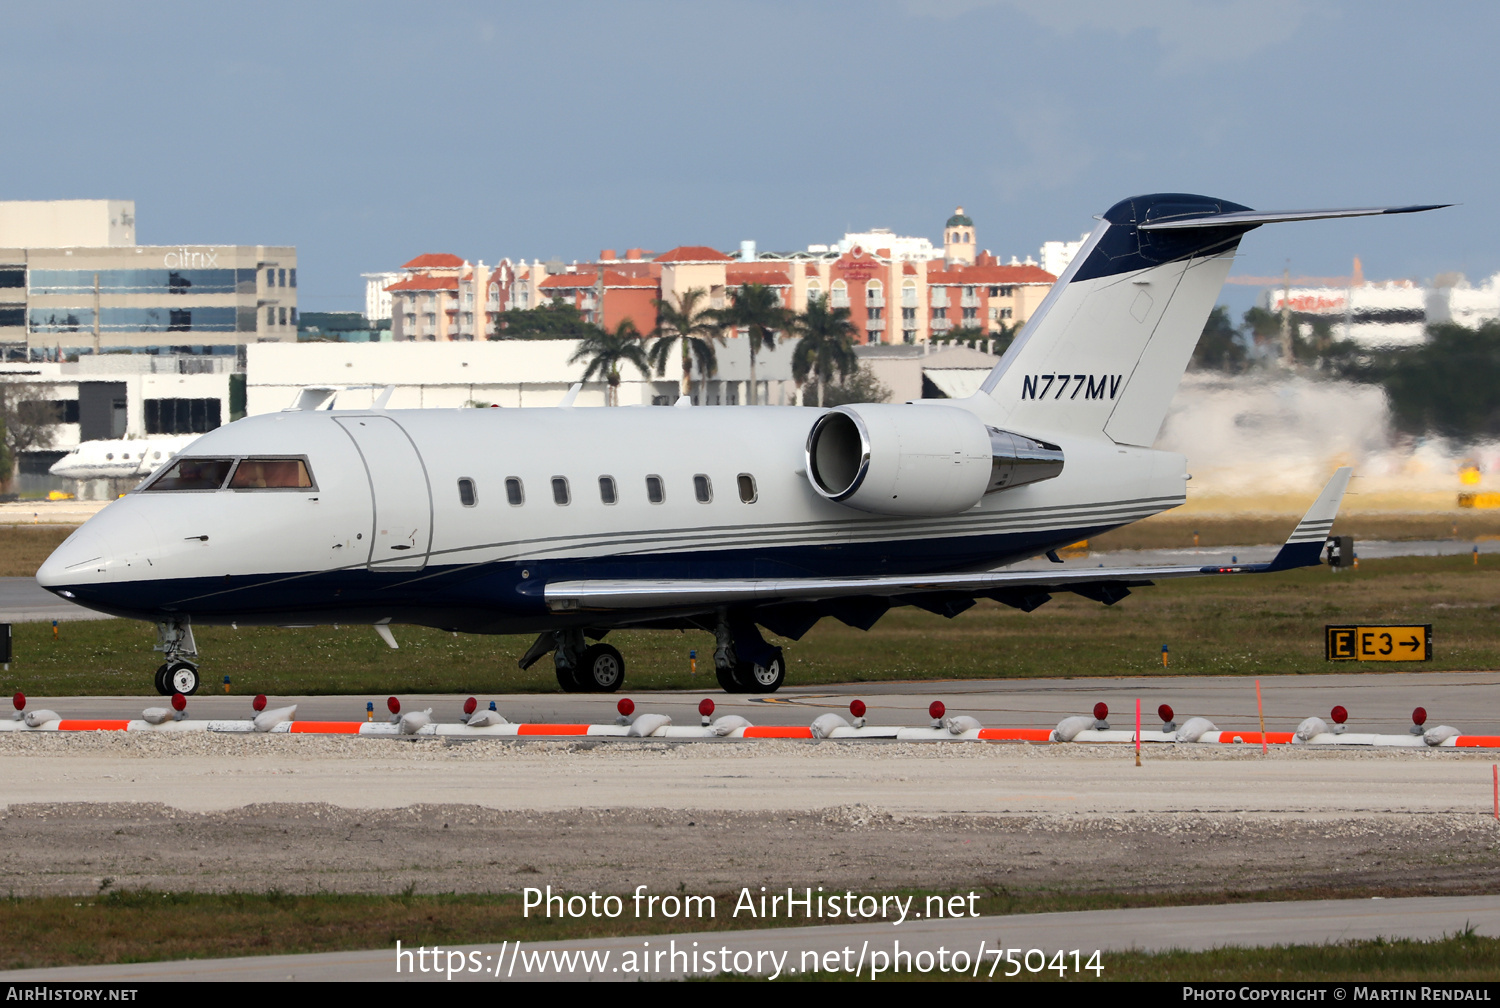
[712,609,784,694]
[520,629,625,693]
[518,613,786,695]
[153,617,201,696]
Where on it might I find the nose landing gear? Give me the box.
[153,618,201,696]
[154,661,201,696]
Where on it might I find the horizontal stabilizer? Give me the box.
[1139,205,1450,230]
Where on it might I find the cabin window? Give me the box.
[505,477,524,506]
[458,478,477,507]
[737,473,757,503]
[599,476,617,504]
[693,474,712,503]
[228,458,314,489]
[646,475,664,504]
[142,457,235,491]
[552,477,570,505]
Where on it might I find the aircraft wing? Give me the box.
[545,469,1351,613]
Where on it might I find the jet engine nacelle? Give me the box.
[804,404,1064,517]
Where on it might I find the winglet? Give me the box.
[1265,467,1353,571]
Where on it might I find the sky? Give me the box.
[2,0,1495,316]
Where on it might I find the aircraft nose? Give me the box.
[36,503,161,590]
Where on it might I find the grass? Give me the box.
[3,554,1498,696]
[1091,511,1500,551]
[0,526,75,578]
[1072,932,1500,982]
[1,885,1491,972]
[775,932,1500,982]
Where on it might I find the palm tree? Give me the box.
[714,283,792,405]
[569,319,651,406]
[648,288,725,403]
[790,293,859,407]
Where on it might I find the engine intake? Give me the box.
[805,404,1064,517]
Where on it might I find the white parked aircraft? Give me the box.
[49,436,198,482]
[36,193,1444,696]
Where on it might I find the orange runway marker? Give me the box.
[288,721,362,734]
[516,724,590,736]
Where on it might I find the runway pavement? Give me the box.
[0,576,110,623]
[4,895,1497,981]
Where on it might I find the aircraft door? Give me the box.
[334,415,433,571]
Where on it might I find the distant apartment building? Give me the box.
[0,199,296,356]
[1040,232,1090,278]
[385,254,515,342]
[362,271,402,321]
[383,207,1058,348]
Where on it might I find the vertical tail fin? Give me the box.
[979,193,1256,447]
[977,195,1448,448]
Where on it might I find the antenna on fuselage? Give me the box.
[559,382,583,408]
[372,385,396,410]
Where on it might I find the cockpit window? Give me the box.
[228,458,314,489]
[141,456,316,492]
[142,458,235,491]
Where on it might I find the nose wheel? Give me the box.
[152,618,201,696]
[154,661,200,696]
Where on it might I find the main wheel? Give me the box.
[577,643,624,692]
[153,664,172,696]
[734,648,785,694]
[555,663,585,693]
[715,664,742,693]
[166,661,200,696]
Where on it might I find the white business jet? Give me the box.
[49,435,199,482]
[35,193,1444,696]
